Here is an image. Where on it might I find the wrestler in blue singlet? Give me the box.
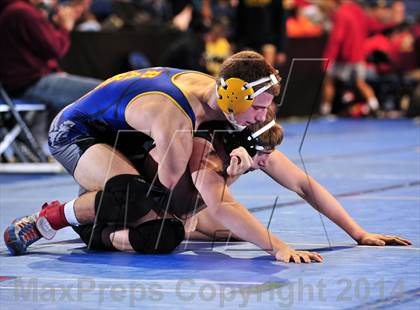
[48,68,198,174]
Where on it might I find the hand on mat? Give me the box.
[357,233,412,246]
[226,147,253,177]
[275,248,323,264]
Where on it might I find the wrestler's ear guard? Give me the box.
[216,74,280,114]
[223,119,277,157]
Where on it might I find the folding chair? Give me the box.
[0,83,48,163]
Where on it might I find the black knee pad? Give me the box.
[95,174,168,224]
[128,218,185,254]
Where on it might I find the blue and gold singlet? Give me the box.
[49,67,198,146]
[48,67,205,175]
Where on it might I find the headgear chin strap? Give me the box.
[216,74,279,115]
[223,119,277,157]
[225,112,246,131]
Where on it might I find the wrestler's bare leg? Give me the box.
[72,143,140,223]
[103,209,160,251]
[91,206,240,252]
[320,75,335,115]
[103,207,230,252]
[106,211,217,251]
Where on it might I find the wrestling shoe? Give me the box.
[4,213,42,256]
[35,200,64,240]
[3,200,64,256]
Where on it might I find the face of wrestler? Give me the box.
[234,92,274,126]
[249,150,272,170]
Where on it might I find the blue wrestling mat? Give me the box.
[1,118,419,309]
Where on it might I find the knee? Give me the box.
[94,174,167,224]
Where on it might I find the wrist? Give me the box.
[350,229,368,243]
[269,238,290,256]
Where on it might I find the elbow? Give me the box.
[200,197,225,217]
[160,175,180,190]
[206,200,235,218]
[295,179,310,199]
[207,203,222,217]
[296,175,318,200]
[159,170,182,189]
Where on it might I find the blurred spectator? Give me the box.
[364,29,394,75]
[301,0,332,32]
[103,0,195,31]
[320,0,383,115]
[364,0,392,26]
[405,0,420,23]
[89,0,113,21]
[171,2,193,31]
[234,0,288,65]
[0,0,102,117]
[199,0,236,41]
[362,2,417,72]
[413,14,420,44]
[391,0,405,24]
[160,21,209,72]
[128,51,151,70]
[204,22,232,76]
[389,24,417,73]
[72,0,101,31]
[286,0,323,38]
[261,44,278,68]
[363,1,418,115]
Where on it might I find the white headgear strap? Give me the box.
[244,74,279,100]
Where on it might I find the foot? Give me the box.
[4,214,42,256]
[3,201,64,256]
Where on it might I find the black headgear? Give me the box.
[222,119,276,157]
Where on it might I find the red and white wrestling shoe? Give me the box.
[4,213,42,256]
[4,201,65,256]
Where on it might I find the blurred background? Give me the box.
[1,0,419,119]
[55,0,420,118]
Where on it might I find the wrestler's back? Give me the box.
[59,67,197,135]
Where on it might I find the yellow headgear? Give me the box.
[216,74,279,114]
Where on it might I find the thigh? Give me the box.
[74,143,139,192]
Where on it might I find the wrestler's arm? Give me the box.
[189,138,323,263]
[126,96,193,189]
[150,119,192,189]
[262,150,411,246]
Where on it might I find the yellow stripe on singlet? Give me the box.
[125,91,194,131]
[170,71,216,115]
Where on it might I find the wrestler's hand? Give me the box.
[275,247,323,263]
[356,233,412,246]
[226,147,253,177]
